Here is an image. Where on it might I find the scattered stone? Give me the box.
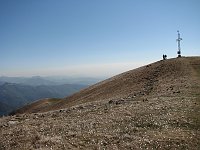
[173,91,181,94]
[143,98,148,102]
[0,57,199,149]
[77,106,84,109]
[108,100,114,104]
[8,121,19,125]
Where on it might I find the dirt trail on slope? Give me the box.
[0,57,200,149]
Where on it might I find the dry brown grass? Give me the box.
[0,57,200,149]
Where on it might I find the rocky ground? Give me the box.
[0,57,200,149]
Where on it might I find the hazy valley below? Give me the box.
[0,76,103,116]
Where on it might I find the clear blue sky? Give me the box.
[0,0,200,77]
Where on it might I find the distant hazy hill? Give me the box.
[47,77,105,85]
[0,81,5,85]
[22,76,56,86]
[0,101,14,116]
[0,83,87,116]
[0,76,103,86]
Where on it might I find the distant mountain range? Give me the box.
[0,82,87,116]
[0,76,104,86]
[0,76,104,116]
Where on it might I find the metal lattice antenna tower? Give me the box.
[176,30,182,57]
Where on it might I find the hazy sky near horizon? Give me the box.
[0,0,200,77]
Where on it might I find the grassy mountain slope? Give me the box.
[14,57,199,114]
[0,57,199,149]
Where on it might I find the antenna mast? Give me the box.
[176,30,182,57]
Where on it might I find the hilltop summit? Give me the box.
[1,57,200,149]
[13,57,200,114]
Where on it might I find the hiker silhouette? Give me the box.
[163,54,167,60]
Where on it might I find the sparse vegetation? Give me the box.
[189,59,200,149]
[0,57,200,149]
